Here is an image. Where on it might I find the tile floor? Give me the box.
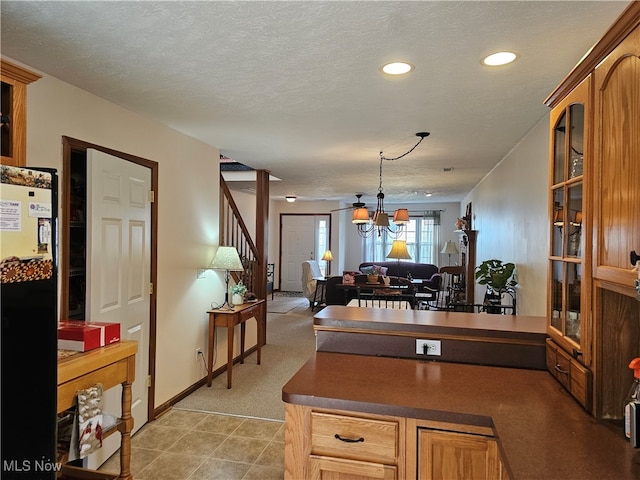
[99,409,284,479]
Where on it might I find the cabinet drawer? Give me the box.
[239,304,259,322]
[570,361,592,411]
[308,455,397,480]
[311,412,399,465]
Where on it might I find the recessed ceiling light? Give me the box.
[381,62,414,75]
[482,51,518,67]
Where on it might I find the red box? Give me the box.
[58,321,121,352]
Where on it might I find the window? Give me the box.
[317,217,330,276]
[364,211,441,264]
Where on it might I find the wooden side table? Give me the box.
[57,340,137,480]
[207,299,266,389]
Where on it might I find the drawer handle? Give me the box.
[555,364,569,375]
[334,434,365,443]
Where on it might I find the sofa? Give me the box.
[358,261,439,281]
[324,262,441,308]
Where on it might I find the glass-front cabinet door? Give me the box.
[548,78,590,361]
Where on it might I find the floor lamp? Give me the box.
[386,240,412,270]
[210,246,244,310]
[441,240,459,265]
[321,249,334,276]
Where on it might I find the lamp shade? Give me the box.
[373,211,390,227]
[352,207,370,224]
[572,211,583,226]
[553,209,564,226]
[440,240,459,255]
[392,208,410,225]
[386,240,412,260]
[210,246,244,271]
[321,250,334,262]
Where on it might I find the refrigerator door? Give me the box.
[1,165,58,478]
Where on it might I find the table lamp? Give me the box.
[386,240,412,270]
[210,246,244,310]
[321,249,334,276]
[441,240,459,265]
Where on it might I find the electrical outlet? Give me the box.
[416,339,441,356]
[195,347,202,362]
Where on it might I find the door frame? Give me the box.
[279,213,332,291]
[61,136,159,422]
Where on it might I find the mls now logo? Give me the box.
[3,459,62,473]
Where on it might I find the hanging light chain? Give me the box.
[379,132,429,162]
[354,132,430,239]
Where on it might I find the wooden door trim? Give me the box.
[279,213,332,292]
[61,136,158,422]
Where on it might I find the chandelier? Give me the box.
[353,132,430,238]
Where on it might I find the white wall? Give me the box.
[17,57,242,409]
[462,115,549,316]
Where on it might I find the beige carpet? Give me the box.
[174,297,315,421]
[266,294,309,314]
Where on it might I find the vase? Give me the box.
[232,293,244,306]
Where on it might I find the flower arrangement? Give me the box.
[230,281,248,296]
[455,217,467,230]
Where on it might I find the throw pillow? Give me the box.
[373,265,388,276]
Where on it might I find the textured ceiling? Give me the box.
[0,1,629,205]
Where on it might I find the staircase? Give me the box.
[219,173,269,301]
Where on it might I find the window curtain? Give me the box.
[363,210,441,264]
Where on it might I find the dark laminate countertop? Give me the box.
[282,352,640,479]
[314,305,547,339]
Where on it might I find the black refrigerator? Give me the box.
[1,165,58,478]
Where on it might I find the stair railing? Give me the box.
[219,176,264,297]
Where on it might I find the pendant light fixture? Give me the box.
[353,132,429,238]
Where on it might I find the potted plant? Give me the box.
[230,281,248,306]
[475,259,518,313]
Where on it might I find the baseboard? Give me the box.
[152,345,259,419]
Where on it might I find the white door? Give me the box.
[280,215,329,291]
[85,149,151,469]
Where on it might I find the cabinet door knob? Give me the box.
[631,250,638,266]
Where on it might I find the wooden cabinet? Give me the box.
[546,76,593,410]
[287,406,403,480]
[0,59,40,166]
[592,22,640,287]
[416,428,500,480]
[57,341,137,480]
[285,404,506,480]
[545,3,640,418]
[546,338,592,410]
[592,9,640,420]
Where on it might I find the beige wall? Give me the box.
[14,49,550,411]
[14,57,245,409]
[462,115,549,316]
